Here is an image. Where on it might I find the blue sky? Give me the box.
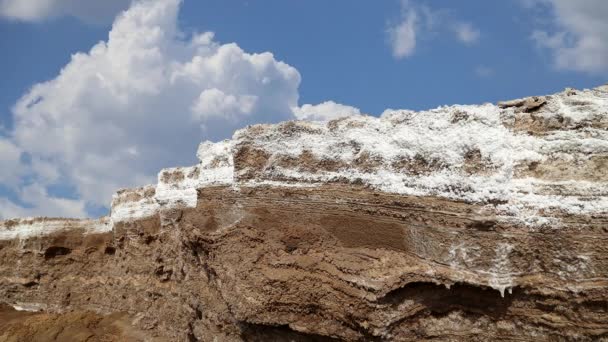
[0,0,606,218]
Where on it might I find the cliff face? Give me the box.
[1,85,608,341]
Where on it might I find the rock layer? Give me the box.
[1,85,608,341]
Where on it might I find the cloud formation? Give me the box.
[293,101,361,121]
[0,0,359,218]
[387,8,418,59]
[0,0,132,24]
[387,1,481,60]
[453,22,480,45]
[0,138,22,186]
[528,0,608,73]
[0,184,86,219]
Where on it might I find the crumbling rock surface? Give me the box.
[0,304,162,342]
[1,85,608,341]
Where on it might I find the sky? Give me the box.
[0,0,606,219]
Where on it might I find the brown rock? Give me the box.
[2,85,608,341]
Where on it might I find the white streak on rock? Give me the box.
[488,243,514,297]
[110,186,159,223]
[0,217,112,241]
[11,302,46,312]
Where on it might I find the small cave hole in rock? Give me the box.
[44,246,72,260]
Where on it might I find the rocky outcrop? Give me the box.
[1,85,608,341]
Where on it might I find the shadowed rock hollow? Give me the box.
[1,85,608,341]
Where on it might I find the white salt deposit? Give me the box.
[110,185,159,223]
[155,166,201,208]
[11,302,46,312]
[229,86,608,225]
[2,85,607,236]
[0,217,112,241]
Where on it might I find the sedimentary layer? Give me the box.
[1,85,607,341]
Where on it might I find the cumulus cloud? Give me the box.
[191,88,258,122]
[386,1,481,59]
[527,0,608,73]
[0,0,360,218]
[10,0,300,207]
[293,101,361,121]
[0,0,132,24]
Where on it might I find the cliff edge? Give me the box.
[1,85,608,341]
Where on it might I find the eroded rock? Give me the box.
[1,85,608,341]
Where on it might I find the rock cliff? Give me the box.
[1,85,608,341]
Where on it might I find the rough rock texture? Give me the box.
[0,304,162,342]
[1,85,608,341]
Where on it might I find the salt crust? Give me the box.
[2,86,607,296]
[5,85,608,232]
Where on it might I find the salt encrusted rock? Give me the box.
[106,84,608,227]
[1,85,607,341]
[498,96,547,113]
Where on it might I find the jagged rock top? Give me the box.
[2,85,608,235]
[229,84,608,225]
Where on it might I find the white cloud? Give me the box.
[293,101,361,121]
[453,22,480,45]
[386,1,481,59]
[0,0,132,24]
[388,8,418,59]
[0,0,360,219]
[0,138,23,186]
[527,0,608,73]
[0,184,86,220]
[3,0,302,216]
[191,88,258,122]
